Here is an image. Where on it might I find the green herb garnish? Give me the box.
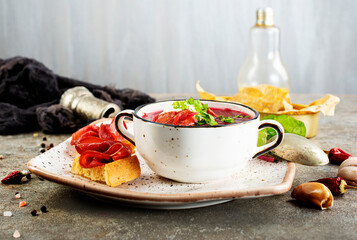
[172,101,189,110]
[173,97,218,126]
[217,115,235,123]
[196,111,218,126]
[217,114,251,123]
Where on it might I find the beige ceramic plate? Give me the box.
[28,122,295,209]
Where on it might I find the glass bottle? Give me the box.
[238,7,290,91]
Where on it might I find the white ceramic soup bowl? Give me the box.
[115,100,284,183]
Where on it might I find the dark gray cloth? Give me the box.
[0,57,155,134]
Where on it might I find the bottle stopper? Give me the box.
[60,86,120,120]
[256,7,274,26]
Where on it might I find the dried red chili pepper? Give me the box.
[311,176,357,196]
[327,148,352,164]
[258,154,275,162]
[1,170,31,184]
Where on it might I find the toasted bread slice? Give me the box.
[71,152,141,187]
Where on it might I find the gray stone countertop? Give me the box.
[0,94,356,240]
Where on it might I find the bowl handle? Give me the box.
[114,110,135,146]
[253,120,284,158]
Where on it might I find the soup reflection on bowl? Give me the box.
[115,99,284,183]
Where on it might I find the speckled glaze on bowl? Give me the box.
[115,100,285,183]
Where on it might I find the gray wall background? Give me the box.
[0,0,356,94]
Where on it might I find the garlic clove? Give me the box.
[291,182,334,210]
[337,157,357,186]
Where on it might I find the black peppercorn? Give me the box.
[31,210,37,216]
[40,206,48,213]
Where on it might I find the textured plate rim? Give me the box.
[28,157,295,203]
[27,119,295,203]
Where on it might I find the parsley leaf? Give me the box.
[196,112,218,126]
[172,101,189,110]
[217,115,235,123]
[172,98,218,126]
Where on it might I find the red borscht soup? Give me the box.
[142,106,252,127]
